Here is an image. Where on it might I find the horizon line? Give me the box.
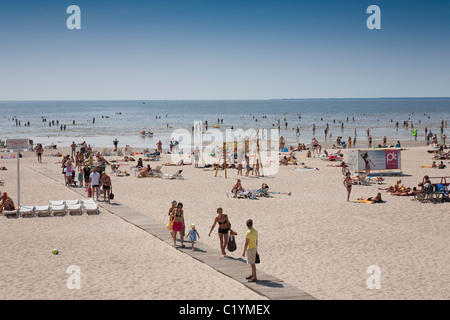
[1,96,450,102]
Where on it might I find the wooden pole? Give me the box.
[17,151,20,217]
[223,142,227,179]
[214,142,227,178]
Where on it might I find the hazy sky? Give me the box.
[0,0,449,100]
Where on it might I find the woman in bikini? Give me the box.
[208,207,231,257]
[76,152,85,171]
[231,179,245,198]
[361,152,375,173]
[35,144,44,163]
[167,200,177,237]
[170,202,185,248]
[343,172,352,202]
[100,172,112,203]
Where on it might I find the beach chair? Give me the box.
[82,200,99,215]
[82,199,97,205]
[368,176,385,185]
[3,209,19,219]
[35,205,51,217]
[256,189,270,198]
[50,200,64,206]
[124,147,133,156]
[50,202,66,217]
[149,165,163,177]
[434,183,449,203]
[225,190,251,199]
[234,190,252,199]
[353,173,371,186]
[162,169,184,180]
[67,203,82,215]
[110,165,119,177]
[19,205,35,218]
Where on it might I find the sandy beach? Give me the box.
[1,142,449,300]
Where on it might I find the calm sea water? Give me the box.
[0,99,449,149]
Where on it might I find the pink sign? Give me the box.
[385,150,399,169]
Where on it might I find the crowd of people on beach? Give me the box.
[57,142,113,203]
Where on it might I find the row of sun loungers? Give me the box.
[3,199,99,218]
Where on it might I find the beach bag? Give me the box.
[166,219,174,231]
[109,187,114,200]
[255,252,260,264]
[227,234,237,252]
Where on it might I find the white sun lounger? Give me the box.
[82,201,99,215]
[19,205,35,218]
[67,203,82,216]
[50,200,65,206]
[3,209,18,219]
[65,200,80,205]
[162,169,184,180]
[35,205,51,217]
[148,165,163,177]
[51,204,66,217]
[82,199,97,205]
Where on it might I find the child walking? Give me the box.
[186,224,200,251]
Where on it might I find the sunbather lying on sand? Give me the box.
[280,156,289,166]
[301,165,319,170]
[164,159,185,166]
[433,152,450,160]
[368,176,385,183]
[392,187,417,196]
[327,161,347,167]
[379,180,403,193]
[357,193,384,203]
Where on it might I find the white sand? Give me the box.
[0,145,449,299]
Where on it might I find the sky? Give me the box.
[0,0,449,100]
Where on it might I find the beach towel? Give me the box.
[352,200,387,204]
[269,192,292,196]
[295,168,317,171]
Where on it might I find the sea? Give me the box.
[0,98,449,149]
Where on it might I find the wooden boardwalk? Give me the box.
[28,165,316,300]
